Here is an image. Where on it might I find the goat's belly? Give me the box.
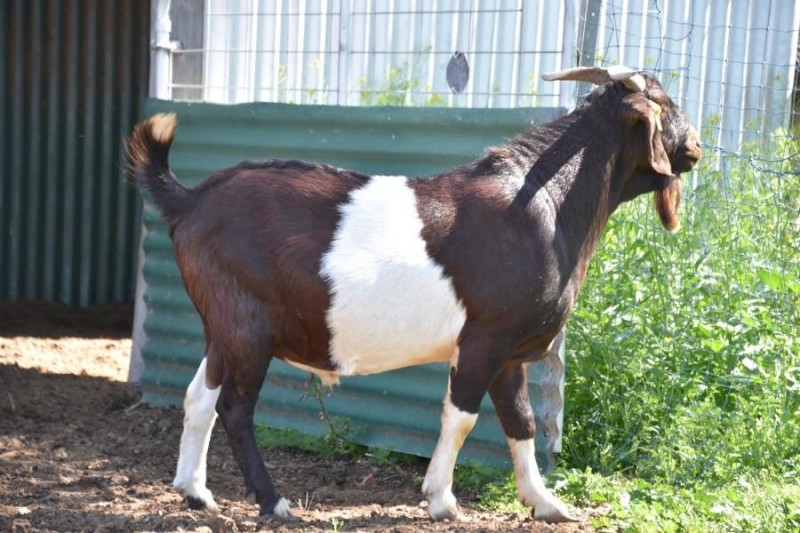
[320,175,467,378]
[324,291,465,377]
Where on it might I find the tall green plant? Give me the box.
[359,58,445,107]
[563,128,800,487]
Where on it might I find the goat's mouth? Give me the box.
[672,140,702,174]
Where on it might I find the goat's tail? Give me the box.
[126,113,192,227]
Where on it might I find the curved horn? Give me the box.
[607,65,646,92]
[541,66,613,85]
[542,65,646,92]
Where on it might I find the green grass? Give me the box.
[561,128,799,481]
[572,469,800,532]
[256,426,800,531]
[548,128,800,531]
[254,425,422,467]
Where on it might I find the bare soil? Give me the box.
[0,302,594,532]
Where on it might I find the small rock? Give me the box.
[11,519,31,533]
[239,520,258,532]
[92,516,127,533]
[212,514,239,533]
[111,474,129,485]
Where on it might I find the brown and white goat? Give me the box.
[127,66,701,523]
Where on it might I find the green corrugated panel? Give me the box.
[0,0,149,305]
[138,99,566,467]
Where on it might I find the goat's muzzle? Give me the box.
[654,129,701,233]
[674,130,702,174]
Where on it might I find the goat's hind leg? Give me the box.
[215,339,294,520]
[488,361,575,522]
[174,355,221,510]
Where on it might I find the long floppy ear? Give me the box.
[621,94,672,176]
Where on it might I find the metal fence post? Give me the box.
[529,329,566,474]
[151,0,175,100]
[337,0,350,105]
[577,0,602,98]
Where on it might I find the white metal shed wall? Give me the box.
[200,0,573,108]
[164,1,800,156]
[594,0,800,158]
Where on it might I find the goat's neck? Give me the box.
[513,113,624,292]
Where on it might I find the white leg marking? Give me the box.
[173,357,221,510]
[508,438,575,522]
[272,497,292,518]
[422,392,478,520]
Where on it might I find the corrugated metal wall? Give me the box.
[0,0,150,305]
[138,99,566,467]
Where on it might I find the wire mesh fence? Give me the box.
[161,0,800,495]
[167,0,572,108]
[165,1,799,154]
[566,0,800,491]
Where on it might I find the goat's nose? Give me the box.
[684,136,702,166]
[685,129,701,151]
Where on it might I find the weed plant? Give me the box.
[564,129,799,485]
[555,128,800,530]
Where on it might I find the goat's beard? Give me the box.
[654,175,682,231]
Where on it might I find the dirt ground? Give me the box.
[0,301,593,532]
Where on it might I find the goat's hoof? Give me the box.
[186,495,206,510]
[532,496,577,523]
[178,486,218,511]
[260,497,298,523]
[427,492,460,521]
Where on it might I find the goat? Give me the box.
[127,66,701,523]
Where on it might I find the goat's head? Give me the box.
[543,66,702,231]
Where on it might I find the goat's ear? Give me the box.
[622,95,672,176]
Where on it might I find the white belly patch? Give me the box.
[320,175,467,377]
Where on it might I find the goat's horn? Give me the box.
[541,66,612,85]
[542,65,646,92]
[607,65,646,92]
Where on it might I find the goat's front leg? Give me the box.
[423,334,502,521]
[174,356,221,510]
[422,377,478,520]
[488,361,575,523]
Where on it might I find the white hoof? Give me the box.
[174,479,218,511]
[532,493,576,523]
[261,497,298,522]
[427,490,459,521]
[272,497,292,518]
